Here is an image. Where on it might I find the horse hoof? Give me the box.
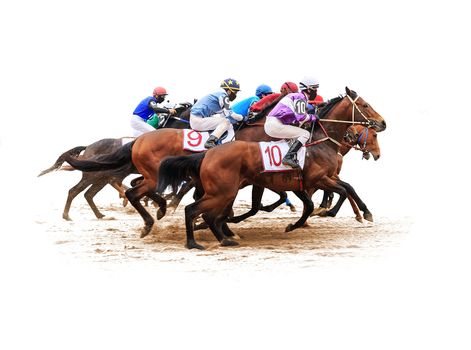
[186,242,205,250]
[140,226,153,238]
[63,215,72,221]
[221,238,239,247]
[313,208,327,216]
[285,224,294,232]
[122,199,128,207]
[289,204,297,212]
[364,213,374,222]
[156,208,166,220]
[325,210,336,217]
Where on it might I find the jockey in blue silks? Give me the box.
[231,84,273,118]
[131,86,177,137]
[190,78,244,149]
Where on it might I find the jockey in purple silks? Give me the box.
[264,76,320,169]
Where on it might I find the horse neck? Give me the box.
[315,99,354,147]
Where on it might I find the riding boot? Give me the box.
[282,140,303,169]
[204,135,219,149]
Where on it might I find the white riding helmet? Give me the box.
[299,76,320,90]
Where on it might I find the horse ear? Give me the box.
[345,86,351,96]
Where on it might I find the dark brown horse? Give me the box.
[61,104,283,237]
[312,124,381,221]
[38,103,193,220]
[157,87,387,249]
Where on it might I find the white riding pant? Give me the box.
[130,115,155,137]
[190,114,233,139]
[264,116,310,145]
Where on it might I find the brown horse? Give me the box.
[313,124,381,221]
[62,105,283,237]
[157,87,386,249]
[228,124,382,225]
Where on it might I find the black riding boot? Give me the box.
[282,140,303,169]
[204,135,219,149]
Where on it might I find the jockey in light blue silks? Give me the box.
[264,77,320,168]
[231,84,273,117]
[190,78,244,149]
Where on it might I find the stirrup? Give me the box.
[204,136,218,149]
[282,156,300,169]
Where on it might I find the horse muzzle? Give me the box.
[369,120,387,132]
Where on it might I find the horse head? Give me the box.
[345,87,387,132]
[355,125,381,161]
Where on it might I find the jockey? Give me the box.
[190,78,244,149]
[131,87,177,137]
[264,77,319,169]
[249,81,298,116]
[231,84,273,118]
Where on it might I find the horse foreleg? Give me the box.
[316,177,349,218]
[110,181,129,207]
[84,182,107,219]
[285,191,314,232]
[260,189,287,212]
[347,194,363,222]
[336,179,373,222]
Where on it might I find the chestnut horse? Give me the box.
[229,124,382,225]
[62,104,284,237]
[157,87,386,249]
[38,103,193,220]
[314,124,381,220]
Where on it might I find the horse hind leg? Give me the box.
[63,177,91,221]
[184,201,206,250]
[125,184,155,238]
[285,191,314,232]
[144,191,167,220]
[84,182,108,219]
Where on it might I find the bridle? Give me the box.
[306,94,373,148]
[319,94,372,127]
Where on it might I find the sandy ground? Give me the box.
[32,183,413,273]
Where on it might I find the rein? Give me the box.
[306,94,371,149]
[319,95,371,126]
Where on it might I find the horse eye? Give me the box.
[363,104,369,108]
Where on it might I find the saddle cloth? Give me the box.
[182,128,235,152]
[258,140,306,172]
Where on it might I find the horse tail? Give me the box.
[157,152,206,194]
[62,141,135,172]
[37,146,86,177]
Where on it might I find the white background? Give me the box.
[1,0,470,349]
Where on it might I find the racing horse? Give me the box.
[313,124,381,221]
[38,103,193,220]
[157,87,387,249]
[60,103,287,237]
[228,123,382,225]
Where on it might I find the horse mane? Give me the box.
[318,95,344,119]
